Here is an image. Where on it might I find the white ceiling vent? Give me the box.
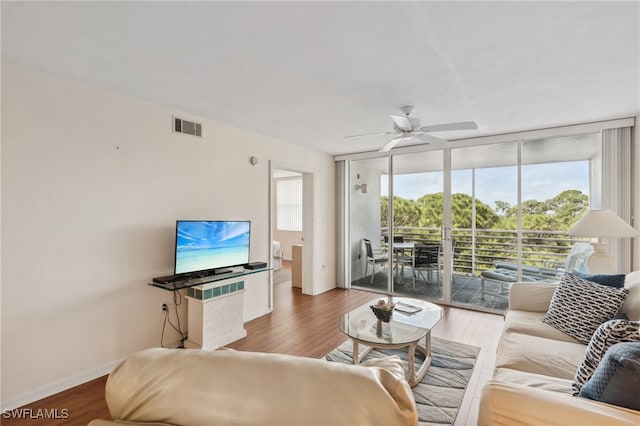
[173,116,202,137]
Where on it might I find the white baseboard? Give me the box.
[0,340,185,411]
[245,307,271,322]
[0,357,123,412]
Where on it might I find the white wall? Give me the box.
[349,161,383,282]
[0,61,337,408]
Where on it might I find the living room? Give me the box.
[2,2,639,425]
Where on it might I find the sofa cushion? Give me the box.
[496,331,586,380]
[579,342,640,411]
[503,310,582,344]
[508,281,558,312]
[573,271,626,288]
[494,367,574,394]
[543,273,629,344]
[478,381,640,426]
[572,319,640,395]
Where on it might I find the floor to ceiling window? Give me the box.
[450,142,518,311]
[387,151,445,301]
[341,120,629,314]
[447,134,599,312]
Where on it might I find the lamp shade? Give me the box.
[567,209,638,238]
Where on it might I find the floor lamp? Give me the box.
[567,209,639,274]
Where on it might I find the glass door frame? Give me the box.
[346,144,455,305]
[337,116,633,311]
[389,150,453,301]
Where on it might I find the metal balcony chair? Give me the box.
[363,238,388,284]
[413,240,455,289]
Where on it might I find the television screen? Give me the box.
[174,220,251,275]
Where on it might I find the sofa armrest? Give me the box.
[508,281,558,312]
[479,381,640,426]
[100,348,417,426]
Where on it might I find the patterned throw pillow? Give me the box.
[573,271,626,289]
[578,342,640,410]
[543,273,629,344]
[572,319,640,396]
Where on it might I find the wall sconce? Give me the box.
[355,183,368,194]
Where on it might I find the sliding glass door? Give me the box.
[350,150,450,302]
[346,130,602,314]
[450,142,518,311]
[388,151,445,301]
[447,134,600,312]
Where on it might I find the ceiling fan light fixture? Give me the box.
[345,106,478,152]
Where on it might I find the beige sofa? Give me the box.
[479,271,640,425]
[88,347,418,426]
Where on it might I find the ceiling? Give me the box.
[2,1,639,156]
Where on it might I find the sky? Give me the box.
[381,161,589,209]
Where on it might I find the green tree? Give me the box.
[416,193,499,229]
[381,193,500,229]
[496,189,588,231]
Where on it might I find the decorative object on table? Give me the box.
[326,337,480,426]
[395,301,423,314]
[370,299,395,322]
[567,209,639,274]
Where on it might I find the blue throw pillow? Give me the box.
[572,319,640,395]
[579,342,640,410]
[573,271,626,288]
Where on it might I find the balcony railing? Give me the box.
[383,226,589,277]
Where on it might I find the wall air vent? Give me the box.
[173,116,202,138]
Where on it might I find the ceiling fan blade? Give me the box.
[344,131,396,139]
[379,136,404,153]
[415,133,446,144]
[419,121,478,132]
[390,115,412,131]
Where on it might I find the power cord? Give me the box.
[160,290,187,348]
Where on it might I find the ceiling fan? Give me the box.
[344,106,478,152]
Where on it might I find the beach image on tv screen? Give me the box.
[175,221,250,274]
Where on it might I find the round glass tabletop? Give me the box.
[338,297,442,346]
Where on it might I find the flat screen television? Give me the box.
[174,220,251,276]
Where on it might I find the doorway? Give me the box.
[270,164,315,299]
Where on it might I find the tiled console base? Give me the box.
[184,279,247,350]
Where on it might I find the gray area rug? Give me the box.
[325,337,480,426]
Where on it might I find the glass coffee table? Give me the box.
[338,297,443,387]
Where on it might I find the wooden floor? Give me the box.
[3,269,503,426]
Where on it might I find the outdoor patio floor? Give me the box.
[352,269,509,313]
